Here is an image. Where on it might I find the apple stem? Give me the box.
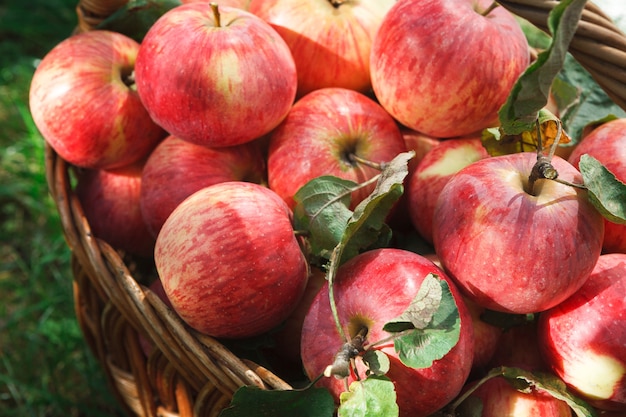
[323,327,367,379]
[526,118,586,194]
[210,2,221,27]
[348,153,386,171]
[479,1,500,17]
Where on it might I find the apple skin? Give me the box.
[537,253,626,412]
[300,248,474,417]
[182,0,251,8]
[567,118,626,254]
[464,296,502,376]
[248,0,395,97]
[401,128,441,171]
[154,181,309,339]
[432,152,605,314]
[370,0,529,138]
[139,134,266,238]
[135,3,297,148]
[407,137,489,244]
[29,30,165,170]
[267,87,407,210]
[461,322,571,417]
[463,376,572,417]
[75,161,156,258]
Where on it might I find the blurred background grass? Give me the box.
[0,0,122,415]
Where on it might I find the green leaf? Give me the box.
[499,366,599,417]
[499,0,586,135]
[338,376,399,417]
[219,385,336,417]
[338,151,414,264]
[554,55,626,143]
[293,176,356,260]
[362,350,390,377]
[383,273,442,332]
[97,0,182,42]
[579,154,626,224]
[388,277,461,369]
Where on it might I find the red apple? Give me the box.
[462,376,572,417]
[407,137,489,244]
[464,296,502,376]
[460,322,571,417]
[75,161,156,258]
[248,0,395,97]
[300,248,474,417]
[267,87,407,210]
[135,2,297,148]
[401,128,441,172]
[139,135,266,238]
[538,253,626,412]
[568,118,626,254]
[182,0,251,8]
[432,152,605,314]
[29,30,165,170]
[370,0,530,138]
[154,181,309,339]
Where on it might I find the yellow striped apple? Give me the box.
[300,248,474,417]
[135,2,297,148]
[248,0,395,97]
[267,87,407,210]
[370,0,529,138]
[139,135,266,237]
[538,253,626,412]
[432,152,605,314]
[154,181,309,339]
[29,30,165,170]
[407,137,489,244]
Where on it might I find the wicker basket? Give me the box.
[46,1,626,416]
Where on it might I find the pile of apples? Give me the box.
[28,0,626,416]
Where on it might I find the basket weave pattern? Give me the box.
[47,1,626,416]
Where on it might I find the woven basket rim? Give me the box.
[45,144,292,416]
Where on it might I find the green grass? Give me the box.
[0,1,123,415]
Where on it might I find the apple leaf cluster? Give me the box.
[339,376,399,417]
[498,0,586,136]
[293,151,414,267]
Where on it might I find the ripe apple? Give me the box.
[537,253,626,412]
[370,0,530,138]
[300,248,474,417]
[462,375,572,417]
[432,152,605,314]
[401,128,441,172]
[248,0,395,97]
[154,181,309,339]
[267,87,407,210]
[135,2,297,148]
[464,296,502,376]
[139,134,266,237]
[407,137,489,244]
[460,321,571,417]
[182,0,251,8]
[75,161,156,258]
[29,30,165,170]
[567,118,626,254]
